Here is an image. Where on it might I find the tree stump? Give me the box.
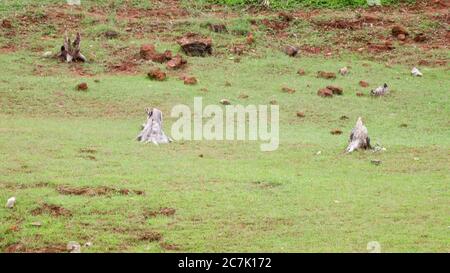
[346,117,372,153]
[57,32,87,63]
[137,108,172,144]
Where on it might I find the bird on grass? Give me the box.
[371,83,389,96]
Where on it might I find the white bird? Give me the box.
[346,117,372,153]
[411,67,423,77]
[5,197,16,208]
[137,108,172,144]
[371,83,389,96]
[339,67,349,76]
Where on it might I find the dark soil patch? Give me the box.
[4,243,67,253]
[138,231,163,242]
[145,207,176,218]
[56,185,144,196]
[31,203,72,217]
[160,242,181,251]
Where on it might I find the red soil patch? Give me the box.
[138,231,163,242]
[31,203,72,217]
[317,71,336,79]
[317,88,333,97]
[326,85,343,95]
[281,86,296,94]
[4,243,67,253]
[57,185,144,196]
[148,68,167,81]
[160,242,181,251]
[359,80,369,87]
[183,76,197,85]
[145,207,176,218]
[166,54,187,70]
[76,82,88,91]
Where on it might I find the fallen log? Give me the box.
[346,117,372,153]
[57,32,87,63]
[137,108,172,144]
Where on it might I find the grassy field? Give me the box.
[0,0,449,252]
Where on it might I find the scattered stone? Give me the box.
[76,82,88,91]
[284,45,298,57]
[317,88,333,97]
[1,19,12,29]
[330,129,343,135]
[30,222,42,227]
[6,197,16,208]
[392,25,409,37]
[166,54,187,70]
[359,80,369,87]
[317,71,336,79]
[67,241,81,253]
[220,99,231,105]
[414,33,427,42]
[140,44,156,60]
[281,86,296,94]
[356,92,365,97]
[297,69,306,76]
[326,85,343,95]
[147,68,166,81]
[371,159,382,166]
[183,76,197,85]
[104,30,119,39]
[296,111,305,118]
[397,33,406,41]
[208,23,227,33]
[339,67,349,76]
[178,33,212,57]
[42,51,53,58]
[411,67,423,77]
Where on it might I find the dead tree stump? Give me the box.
[346,117,372,153]
[57,32,87,63]
[137,108,172,144]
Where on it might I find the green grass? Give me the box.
[0,0,449,253]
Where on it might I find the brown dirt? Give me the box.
[184,76,197,85]
[284,45,298,57]
[138,231,163,242]
[57,185,144,196]
[148,68,167,81]
[330,129,343,135]
[31,203,72,217]
[318,88,333,97]
[76,82,88,91]
[359,80,370,87]
[296,112,305,118]
[326,85,343,95]
[166,54,187,70]
[297,68,306,75]
[317,71,337,79]
[145,207,176,218]
[160,242,181,251]
[281,86,296,94]
[4,243,68,253]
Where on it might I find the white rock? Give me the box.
[6,197,16,208]
[42,51,53,58]
[411,67,423,77]
[67,241,81,253]
[367,241,381,253]
[339,67,349,76]
[84,241,92,247]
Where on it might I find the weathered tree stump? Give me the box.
[137,108,172,144]
[346,117,372,153]
[57,32,87,63]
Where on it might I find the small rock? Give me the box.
[399,123,408,128]
[199,154,204,158]
[297,69,306,76]
[225,81,232,87]
[326,85,343,95]
[371,159,382,166]
[317,71,336,79]
[84,242,93,247]
[76,82,88,91]
[147,68,166,81]
[166,54,187,70]
[392,25,408,37]
[411,67,423,77]
[238,94,249,99]
[246,33,255,45]
[284,45,298,57]
[339,67,349,76]
[356,92,365,97]
[397,33,406,41]
[6,197,16,208]
[281,86,296,94]
[184,76,197,85]
[42,51,53,58]
[104,30,119,39]
[30,221,42,227]
[340,115,349,120]
[296,112,305,118]
[177,33,212,57]
[330,129,343,135]
[220,99,231,105]
[359,80,369,87]
[317,88,333,97]
[67,241,81,253]
[279,12,294,22]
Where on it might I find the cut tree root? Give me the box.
[57,32,87,63]
[137,108,172,145]
[346,117,372,153]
